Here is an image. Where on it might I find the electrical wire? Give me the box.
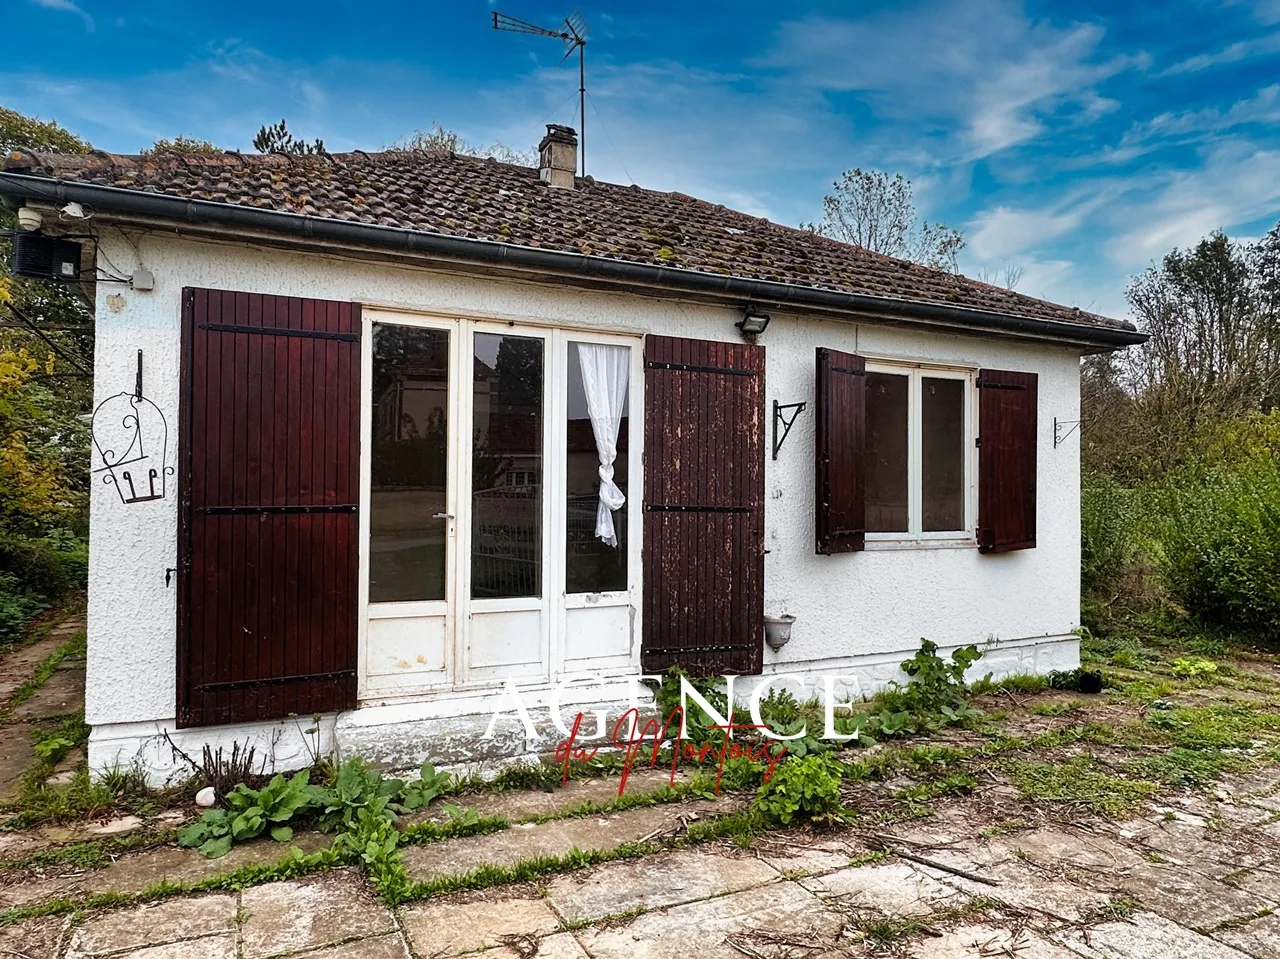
[586,90,634,185]
[3,301,91,376]
[536,87,583,132]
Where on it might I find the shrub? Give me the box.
[754,753,843,825]
[1153,456,1280,634]
[1081,472,1140,594]
[0,571,45,647]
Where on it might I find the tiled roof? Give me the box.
[3,147,1133,333]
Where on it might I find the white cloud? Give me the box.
[969,206,1087,261]
[1160,32,1280,74]
[761,0,1138,161]
[29,0,93,32]
[1254,0,1280,24]
[1104,142,1280,265]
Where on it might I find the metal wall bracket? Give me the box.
[773,400,807,460]
[1054,416,1081,448]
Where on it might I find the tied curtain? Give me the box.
[576,343,629,548]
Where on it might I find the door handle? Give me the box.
[434,512,455,520]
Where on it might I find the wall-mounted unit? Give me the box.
[12,233,82,282]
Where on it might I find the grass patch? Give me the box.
[1005,757,1160,818]
[1125,747,1253,788]
[398,814,509,846]
[3,764,178,829]
[1031,700,1085,717]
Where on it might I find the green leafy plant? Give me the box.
[830,713,877,748]
[757,687,802,726]
[1171,657,1219,678]
[311,758,404,833]
[765,719,832,759]
[399,763,453,810]
[754,754,843,825]
[32,735,74,761]
[178,809,235,859]
[178,770,314,857]
[649,666,730,743]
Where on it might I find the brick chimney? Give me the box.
[538,124,577,189]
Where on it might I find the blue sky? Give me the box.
[6,0,1280,319]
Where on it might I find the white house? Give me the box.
[0,125,1144,781]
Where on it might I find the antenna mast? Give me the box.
[492,10,588,176]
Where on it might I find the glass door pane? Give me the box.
[471,332,544,598]
[865,372,910,532]
[566,342,628,593]
[369,324,449,603]
[921,377,965,531]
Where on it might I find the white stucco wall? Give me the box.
[85,230,1082,779]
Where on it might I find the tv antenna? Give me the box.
[492,9,588,175]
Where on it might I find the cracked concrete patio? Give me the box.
[1,610,1279,957]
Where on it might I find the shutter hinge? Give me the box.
[974,437,981,448]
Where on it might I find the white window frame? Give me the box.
[863,360,977,547]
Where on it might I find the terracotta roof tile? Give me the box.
[3,148,1131,332]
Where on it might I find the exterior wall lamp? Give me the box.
[736,307,771,336]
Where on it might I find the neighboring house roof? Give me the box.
[0,148,1144,347]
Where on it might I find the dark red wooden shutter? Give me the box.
[642,335,764,676]
[178,288,361,727]
[977,368,1038,553]
[815,347,866,554]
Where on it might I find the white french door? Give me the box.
[358,312,642,701]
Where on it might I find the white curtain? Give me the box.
[576,343,630,548]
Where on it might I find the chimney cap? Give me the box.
[539,124,578,150]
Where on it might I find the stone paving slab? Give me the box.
[908,923,1078,958]
[573,880,840,959]
[401,800,725,880]
[66,894,236,957]
[0,831,333,910]
[82,831,333,895]
[10,664,86,720]
[408,768,682,827]
[1054,911,1253,958]
[494,931,589,958]
[115,935,236,958]
[919,858,1112,925]
[295,933,413,958]
[399,893,561,956]
[799,861,963,917]
[0,914,65,959]
[992,827,1148,874]
[0,631,73,694]
[755,835,863,876]
[544,848,779,921]
[1212,910,1280,959]
[240,873,395,959]
[1107,861,1277,930]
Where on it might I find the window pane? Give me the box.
[369,324,449,603]
[566,342,629,593]
[922,377,965,531]
[866,372,909,533]
[472,333,543,598]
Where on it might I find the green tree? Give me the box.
[0,107,89,156]
[0,106,94,638]
[143,135,221,156]
[253,119,325,155]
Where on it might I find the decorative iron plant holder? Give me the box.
[763,614,796,651]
